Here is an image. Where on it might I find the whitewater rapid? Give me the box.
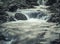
[1,9,60,44]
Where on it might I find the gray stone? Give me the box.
[15,13,27,20]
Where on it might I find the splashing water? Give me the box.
[1,9,60,44]
[6,9,50,22]
[19,9,50,21]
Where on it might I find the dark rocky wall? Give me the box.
[47,0,60,23]
[46,0,56,6]
[26,0,38,6]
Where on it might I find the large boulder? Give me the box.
[15,13,27,20]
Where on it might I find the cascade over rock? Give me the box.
[27,11,40,18]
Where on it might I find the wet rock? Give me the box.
[28,5,34,8]
[15,13,27,20]
[46,0,56,6]
[0,6,8,23]
[4,34,20,44]
[8,4,18,12]
[26,0,38,6]
[9,16,16,21]
[0,32,6,41]
[4,34,13,41]
[51,39,60,44]
[0,32,19,44]
[0,11,8,23]
[33,0,38,5]
[47,13,60,23]
[47,0,60,24]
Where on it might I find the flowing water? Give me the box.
[37,0,47,5]
[0,9,60,44]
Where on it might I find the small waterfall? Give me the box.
[16,10,50,21]
[22,10,49,21]
[6,10,50,22]
[42,0,45,5]
[36,11,50,21]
